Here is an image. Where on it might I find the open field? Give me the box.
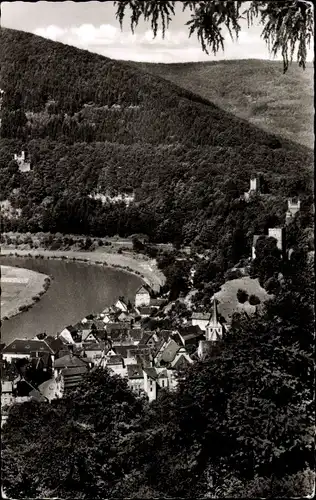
[1,265,50,319]
[215,276,272,321]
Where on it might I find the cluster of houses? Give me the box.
[88,188,135,206]
[1,284,227,426]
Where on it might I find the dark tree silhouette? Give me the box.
[115,0,314,72]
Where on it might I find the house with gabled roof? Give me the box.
[37,377,59,402]
[2,339,55,363]
[82,342,106,363]
[53,353,88,378]
[81,329,99,344]
[79,320,105,339]
[117,311,135,324]
[191,312,211,331]
[170,332,184,347]
[115,297,129,312]
[140,331,159,347]
[178,325,204,346]
[110,344,136,365]
[106,355,127,378]
[127,364,144,394]
[59,325,80,345]
[159,339,180,365]
[44,336,67,358]
[135,284,153,308]
[143,366,170,401]
[170,346,194,370]
[142,367,158,401]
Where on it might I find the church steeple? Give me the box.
[205,298,224,341]
[210,297,219,325]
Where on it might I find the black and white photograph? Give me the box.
[0,1,314,498]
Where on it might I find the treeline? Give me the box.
[1,138,313,263]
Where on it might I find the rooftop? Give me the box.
[54,354,87,369]
[62,366,88,377]
[143,367,158,380]
[179,325,203,337]
[44,336,65,353]
[107,355,123,366]
[136,284,153,295]
[160,339,180,363]
[138,306,156,315]
[84,342,105,351]
[2,339,54,355]
[127,364,143,379]
[192,312,211,320]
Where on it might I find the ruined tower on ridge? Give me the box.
[285,197,301,225]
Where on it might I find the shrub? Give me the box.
[249,294,261,306]
[237,289,249,304]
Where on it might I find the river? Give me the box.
[0,257,143,344]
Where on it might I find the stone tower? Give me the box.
[243,176,260,201]
[249,176,260,193]
[285,197,300,225]
[268,227,286,258]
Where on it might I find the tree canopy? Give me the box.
[115,0,314,72]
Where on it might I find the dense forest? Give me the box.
[0,29,313,269]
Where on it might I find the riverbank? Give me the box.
[0,247,165,293]
[1,265,51,320]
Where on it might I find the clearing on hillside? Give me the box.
[215,276,272,322]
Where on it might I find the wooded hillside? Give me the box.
[132,59,314,149]
[0,29,313,270]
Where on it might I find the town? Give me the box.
[1,281,227,425]
[1,180,302,427]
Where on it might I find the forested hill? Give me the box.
[0,28,313,265]
[131,59,314,149]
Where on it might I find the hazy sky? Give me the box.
[1,1,314,63]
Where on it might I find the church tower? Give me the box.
[205,298,224,341]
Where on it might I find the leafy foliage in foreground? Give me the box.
[115,1,314,73]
